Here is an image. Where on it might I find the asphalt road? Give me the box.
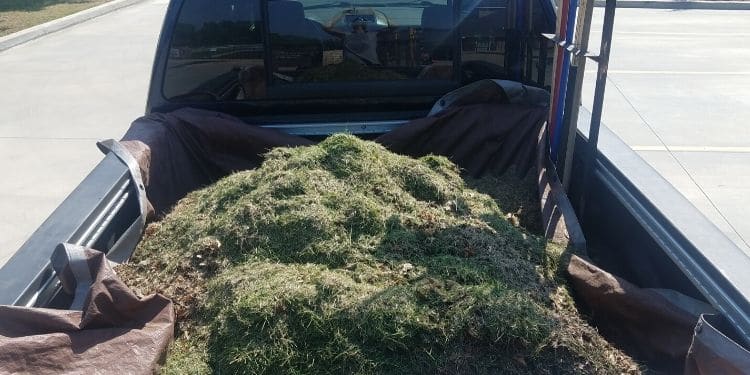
[0,0,168,267]
[582,7,750,253]
[0,2,748,268]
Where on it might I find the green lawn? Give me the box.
[0,0,109,37]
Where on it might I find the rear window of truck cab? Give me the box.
[162,0,553,102]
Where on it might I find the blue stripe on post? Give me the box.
[551,0,578,161]
[549,0,570,140]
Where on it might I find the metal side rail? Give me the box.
[0,151,143,307]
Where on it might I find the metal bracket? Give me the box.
[96,139,148,263]
[50,243,93,311]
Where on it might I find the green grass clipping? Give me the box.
[118,134,641,374]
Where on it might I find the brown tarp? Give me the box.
[377,103,543,178]
[0,247,173,374]
[0,98,553,374]
[567,255,712,372]
[685,314,750,374]
[119,109,314,216]
[2,83,748,372]
[120,103,547,217]
[117,104,742,374]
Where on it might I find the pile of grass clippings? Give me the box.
[465,167,543,235]
[118,134,640,374]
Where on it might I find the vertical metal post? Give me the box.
[548,0,571,128]
[556,0,595,188]
[525,0,535,83]
[577,0,616,220]
[508,0,523,81]
[550,0,579,161]
[537,36,548,87]
[452,0,462,83]
[261,0,274,88]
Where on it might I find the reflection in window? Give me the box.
[163,0,265,101]
[161,0,554,102]
[267,1,454,83]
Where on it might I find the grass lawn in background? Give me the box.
[0,0,109,37]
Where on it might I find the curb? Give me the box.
[0,0,148,52]
[594,0,750,10]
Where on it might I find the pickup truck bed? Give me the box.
[1,0,749,372]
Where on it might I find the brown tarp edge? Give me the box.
[3,80,749,373]
[0,246,174,374]
[116,103,749,373]
[685,313,750,374]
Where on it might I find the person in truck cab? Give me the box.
[323,15,383,66]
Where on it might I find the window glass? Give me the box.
[162,0,551,102]
[163,0,265,100]
[460,0,510,81]
[267,0,454,83]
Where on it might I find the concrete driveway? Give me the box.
[583,7,750,253]
[0,0,168,267]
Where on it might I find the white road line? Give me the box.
[632,145,750,153]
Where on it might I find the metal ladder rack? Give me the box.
[543,0,617,219]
